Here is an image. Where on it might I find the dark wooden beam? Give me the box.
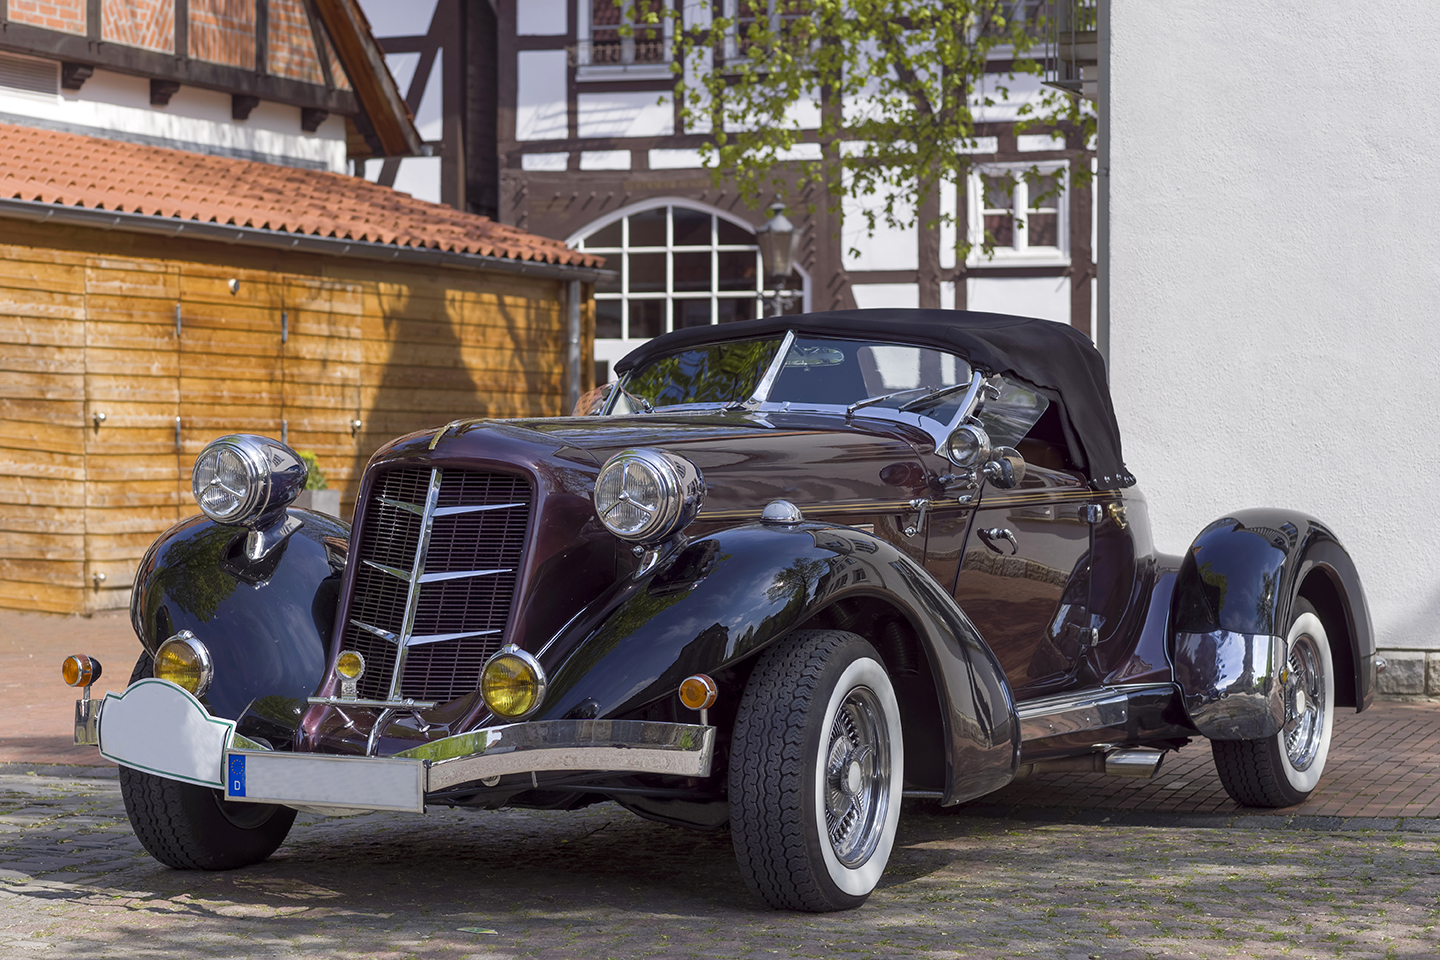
[301,107,327,131]
[150,79,181,105]
[255,0,269,75]
[0,24,360,114]
[85,0,99,42]
[302,0,335,89]
[61,62,94,91]
[311,0,423,156]
[175,0,188,60]
[232,93,260,119]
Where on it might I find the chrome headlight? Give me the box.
[594,448,705,543]
[192,435,306,525]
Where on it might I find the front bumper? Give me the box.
[84,679,715,814]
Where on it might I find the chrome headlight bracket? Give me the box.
[192,434,309,561]
[594,448,706,545]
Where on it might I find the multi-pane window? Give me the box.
[728,0,812,61]
[584,0,669,67]
[578,205,801,340]
[969,163,1069,263]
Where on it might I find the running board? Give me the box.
[1015,683,1176,743]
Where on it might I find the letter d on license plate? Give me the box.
[227,754,246,798]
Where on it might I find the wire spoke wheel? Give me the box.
[1283,632,1327,771]
[822,688,891,868]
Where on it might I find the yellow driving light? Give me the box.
[481,645,546,719]
[62,654,102,688]
[679,674,718,711]
[154,632,214,697]
[336,650,366,680]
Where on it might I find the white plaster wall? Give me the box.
[516,50,569,141]
[0,67,347,171]
[1108,0,1440,651]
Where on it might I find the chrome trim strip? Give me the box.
[376,496,426,515]
[306,695,438,709]
[407,719,716,791]
[404,628,502,647]
[1016,683,1176,743]
[349,618,399,644]
[416,568,510,584]
[388,468,445,700]
[432,502,525,516]
[362,559,413,581]
[1174,631,1287,740]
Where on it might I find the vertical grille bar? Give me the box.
[343,466,533,705]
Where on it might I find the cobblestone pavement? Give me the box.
[0,770,1437,960]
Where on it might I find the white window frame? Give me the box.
[966,160,1070,266]
[577,0,675,81]
[722,0,812,65]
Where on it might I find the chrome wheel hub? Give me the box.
[1282,633,1326,771]
[823,686,891,868]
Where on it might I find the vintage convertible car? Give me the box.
[63,309,1376,912]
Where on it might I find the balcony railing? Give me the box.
[1042,0,1098,100]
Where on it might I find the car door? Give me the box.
[944,378,1097,701]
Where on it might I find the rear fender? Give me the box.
[129,509,350,729]
[534,522,1019,804]
[1171,509,1374,740]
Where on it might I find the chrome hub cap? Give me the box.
[1282,633,1326,771]
[823,686,891,868]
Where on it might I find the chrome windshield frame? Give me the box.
[605,333,991,450]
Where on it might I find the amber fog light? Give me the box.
[62,654,102,688]
[679,674,718,711]
[154,631,214,697]
[481,645,546,719]
[336,650,366,680]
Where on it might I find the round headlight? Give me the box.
[154,632,214,697]
[191,435,306,525]
[336,650,366,681]
[481,646,546,719]
[944,424,992,468]
[593,449,705,543]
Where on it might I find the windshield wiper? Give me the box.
[899,381,976,413]
[845,386,930,421]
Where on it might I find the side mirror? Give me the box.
[573,382,614,417]
[982,446,1026,489]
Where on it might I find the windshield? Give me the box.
[612,335,974,421]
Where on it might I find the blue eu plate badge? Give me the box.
[227,754,246,798]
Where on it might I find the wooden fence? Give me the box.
[0,220,594,614]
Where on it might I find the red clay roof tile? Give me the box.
[0,121,602,269]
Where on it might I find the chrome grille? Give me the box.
[341,467,532,704]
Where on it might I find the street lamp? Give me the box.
[755,203,803,317]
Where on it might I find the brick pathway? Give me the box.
[0,771,1436,959]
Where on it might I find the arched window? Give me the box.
[572,202,806,342]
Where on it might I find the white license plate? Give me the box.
[225,750,426,813]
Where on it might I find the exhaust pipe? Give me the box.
[1013,747,1166,781]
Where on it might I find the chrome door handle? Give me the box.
[978,527,1018,555]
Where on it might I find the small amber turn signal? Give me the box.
[62,654,102,688]
[679,674,717,711]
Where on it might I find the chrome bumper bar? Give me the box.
[83,679,715,814]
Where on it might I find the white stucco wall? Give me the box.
[1107,1,1440,652]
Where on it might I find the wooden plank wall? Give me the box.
[0,224,593,616]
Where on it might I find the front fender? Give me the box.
[1171,509,1374,740]
[129,509,350,723]
[534,522,1019,803]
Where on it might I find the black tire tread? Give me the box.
[117,652,296,870]
[729,629,873,912]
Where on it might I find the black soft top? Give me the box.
[615,308,1134,489]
